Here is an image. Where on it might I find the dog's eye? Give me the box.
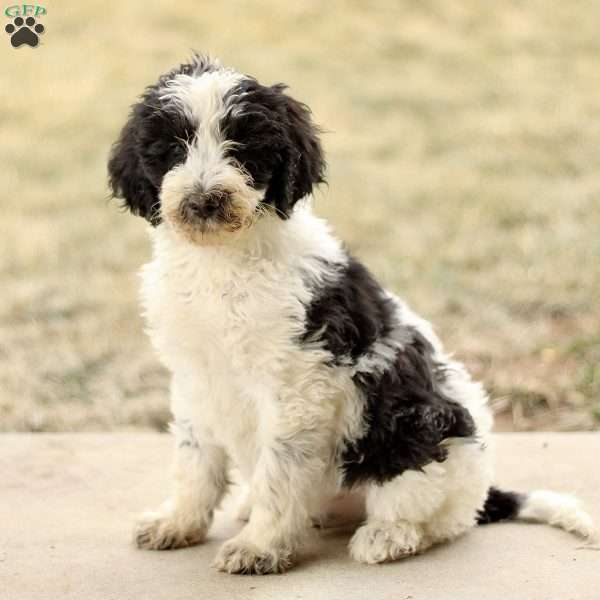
[138,108,196,183]
[168,140,187,165]
[223,112,281,187]
[138,136,189,187]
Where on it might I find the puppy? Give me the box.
[108,54,595,574]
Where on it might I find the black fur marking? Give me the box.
[300,256,476,486]
[108,56,212,225]
[301,259,395,362]
[477,487,524,524]
[222,79,325,218]
[343,347,476,487]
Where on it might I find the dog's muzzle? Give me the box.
[179,189,232,224]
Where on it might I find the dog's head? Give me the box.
[108,55,325,243]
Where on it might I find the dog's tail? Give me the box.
[477,486,597,540]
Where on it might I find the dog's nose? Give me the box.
[183,191,226,220]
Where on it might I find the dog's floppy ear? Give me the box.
[108,108,161,226]
[264,86,325,217]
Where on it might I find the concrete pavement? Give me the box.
[1,433,599,600]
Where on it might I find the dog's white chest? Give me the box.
[144,257,301,368]
[140,228,312,468]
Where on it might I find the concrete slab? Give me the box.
[1,433,598,600]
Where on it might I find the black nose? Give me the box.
[183,191,224,220]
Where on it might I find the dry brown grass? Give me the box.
[1,1,599,431]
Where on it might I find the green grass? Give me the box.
[1,1,599,431]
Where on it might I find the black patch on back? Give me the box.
[477,487,524,524]
[343,342,476,487]
[301,259,395,362]
[300,256,476,487]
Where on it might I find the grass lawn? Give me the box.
[1,1,599,431]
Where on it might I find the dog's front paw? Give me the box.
[349,520,424,564]
[213,537,292,574]
[134,509,208,550]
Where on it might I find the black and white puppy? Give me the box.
[108,55,595,574]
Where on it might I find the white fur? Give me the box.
[519,490,597,540]
[159,68,262,243]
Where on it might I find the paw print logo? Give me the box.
[5,16,45,48]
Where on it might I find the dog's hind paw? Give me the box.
[349,519,425,564]
[213,537,292,574]
[134,509,208,550]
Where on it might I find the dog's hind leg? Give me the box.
[134,420,229,550]
[348,464,445,564]
[349,441,492,564]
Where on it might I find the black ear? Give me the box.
[264,87,325,217]
[108,109,161,225]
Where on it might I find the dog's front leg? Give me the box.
[214,432,326,574]
[134,422,228,550]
